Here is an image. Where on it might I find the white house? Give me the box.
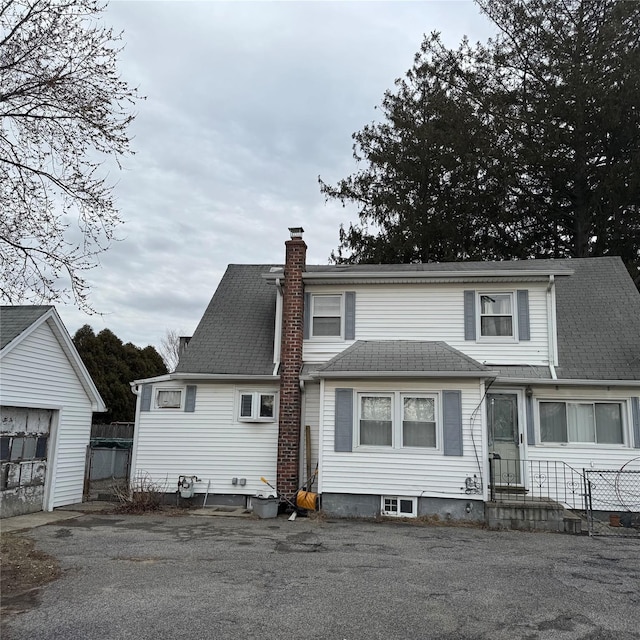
[0,306,106,517]
[130,229,640,528]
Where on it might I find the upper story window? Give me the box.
[465,289,530,343]
[312,294,342,337]
[479,293,514,338]
[304,291,355,341]
[238,391,277,422]
[539,401,624,445]
[156,389,182,409]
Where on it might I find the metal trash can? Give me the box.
[253,496,278,518]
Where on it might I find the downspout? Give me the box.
[273,277,283,376]
[546,275,557,380]
[129,382,143,488]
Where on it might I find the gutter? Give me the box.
[493,377,640,388]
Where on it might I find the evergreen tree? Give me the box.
[73,325,167,423]
[321,0,640,287]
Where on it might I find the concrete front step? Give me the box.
[486,500,583,534]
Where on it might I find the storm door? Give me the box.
[487,393,522,487]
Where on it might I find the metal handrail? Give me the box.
[489,456,588,511]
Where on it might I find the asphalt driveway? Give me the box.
[3,512,639,640]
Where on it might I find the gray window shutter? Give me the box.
[632,397,640,449]
[517,290,531,341]
[140,384,152,412]
[443,390,463,456]
[185,385,197,412]
[464,291,476,341]
[303,292,311,339]
[345,292,356,340]
[526,394,535,445]
[335,388,353,452]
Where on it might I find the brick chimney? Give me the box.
[277,227,306,498]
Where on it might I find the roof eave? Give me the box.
[311,370,497,379]
[0,306,53,358]
[46,313,107,412]
[131,372,280,385]
[303,269,572,283]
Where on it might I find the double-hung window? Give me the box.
[357,392,438,449]
[359,395,393,446]
[311,295,342,337]
[403,396,436,447]
[539,401,624,445]
[479,293,514,338]
[238,391,277,422]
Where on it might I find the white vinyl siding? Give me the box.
[133,382,279,496]
[527,385,638,471]
[0,321,94,510]
[303,282,550,366]
[320,379,486,499]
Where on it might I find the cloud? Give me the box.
[57,0,496,351]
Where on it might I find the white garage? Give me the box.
[0,306,105,518]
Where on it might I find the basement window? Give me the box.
[381,496,417,518]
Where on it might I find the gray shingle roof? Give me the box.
[1,306,52,350]
[553,257,640,380]
[316,340,490,375]
[491,366,552,380]
[175,256,640,381]
[175,265,277,375]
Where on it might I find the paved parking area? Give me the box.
[3,513,639,640]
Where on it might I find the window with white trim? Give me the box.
[311,294,342,337]
[478,292,514,338]
[403,396,436,447]
[381,496,417,518]
[238,391,277,422]
[156,389,182,409]
[357,392,439,449]
[539,401,625,445]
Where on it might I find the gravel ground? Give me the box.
[2,513,639,640]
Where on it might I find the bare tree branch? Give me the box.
[0,0,142,310]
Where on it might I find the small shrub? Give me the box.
[112,472,167,513]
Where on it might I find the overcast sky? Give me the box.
[57,0,497,352]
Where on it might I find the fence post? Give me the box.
[489,455,495,502]
[83,444,92,502]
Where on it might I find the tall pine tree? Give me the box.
[321,0,640,287]
[73,325,167,423]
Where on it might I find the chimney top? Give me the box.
[288,226,304,239]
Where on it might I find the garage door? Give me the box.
[1,406,52,518]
